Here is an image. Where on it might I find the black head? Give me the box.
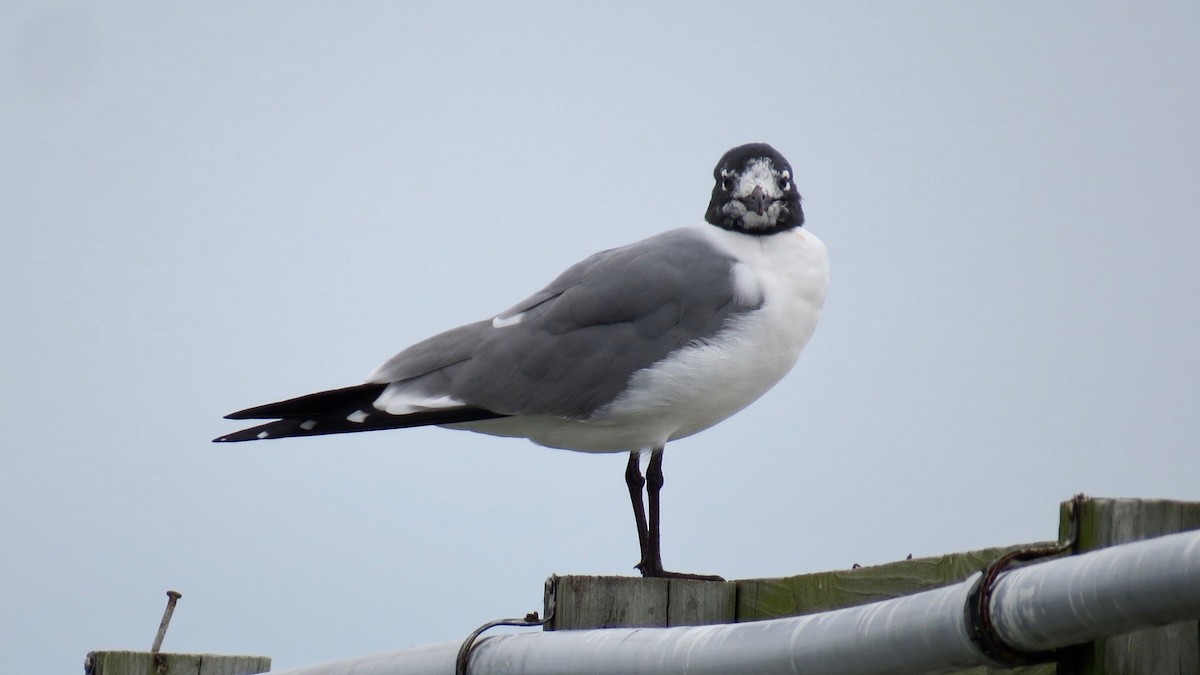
[704,143,803,235]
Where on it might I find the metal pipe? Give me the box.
[992,528,1200,652]
[272,529,1200,675]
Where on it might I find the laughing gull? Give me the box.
[216,142,829,579]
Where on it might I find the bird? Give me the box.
[215,142,830,580]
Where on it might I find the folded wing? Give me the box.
[216,228,756,442]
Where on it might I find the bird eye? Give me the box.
[721,176,733,191]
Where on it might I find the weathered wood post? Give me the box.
[84,650,271,675]
[1056,497,1200,675]
[545,575,736,630]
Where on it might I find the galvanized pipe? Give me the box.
[273,529,1200,675]
[992,528,1200,652]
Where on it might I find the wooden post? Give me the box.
[1056,497,1200,675]
[545,575,735,630]
[84,651,271,675]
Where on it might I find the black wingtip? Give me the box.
[214,406,511,444]
[211,429,269,443]
[211,417,306,443]
[223,383,389,420]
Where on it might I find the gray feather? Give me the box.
[367,228,757,419]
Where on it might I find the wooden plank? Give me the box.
[734,542,1052,621]
[85,651,270,675]
[197,654,273,675]
[1056,497,1200,675]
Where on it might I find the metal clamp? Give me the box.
[456,584,555,675]
[964,494,1084,665]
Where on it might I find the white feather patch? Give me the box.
[346,409,369,423]
[492,312,524,328]
[374,384,466,415]
[730,262,765,306]
[734,159,784,199]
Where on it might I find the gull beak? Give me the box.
[744,185,768,216]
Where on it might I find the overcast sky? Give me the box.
[3,2,1199,672]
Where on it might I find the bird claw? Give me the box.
[636,561,725,582]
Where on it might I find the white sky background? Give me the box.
[3,2,1199,671]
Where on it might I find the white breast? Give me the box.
[595,225,829,440]
[455,225,830,453]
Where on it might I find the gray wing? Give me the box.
[367,228,758,419]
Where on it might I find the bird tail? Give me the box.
[213,383,507,442]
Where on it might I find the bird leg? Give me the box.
[633,447,725,582]
[641,447,666,575]
[625,450,650,568]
